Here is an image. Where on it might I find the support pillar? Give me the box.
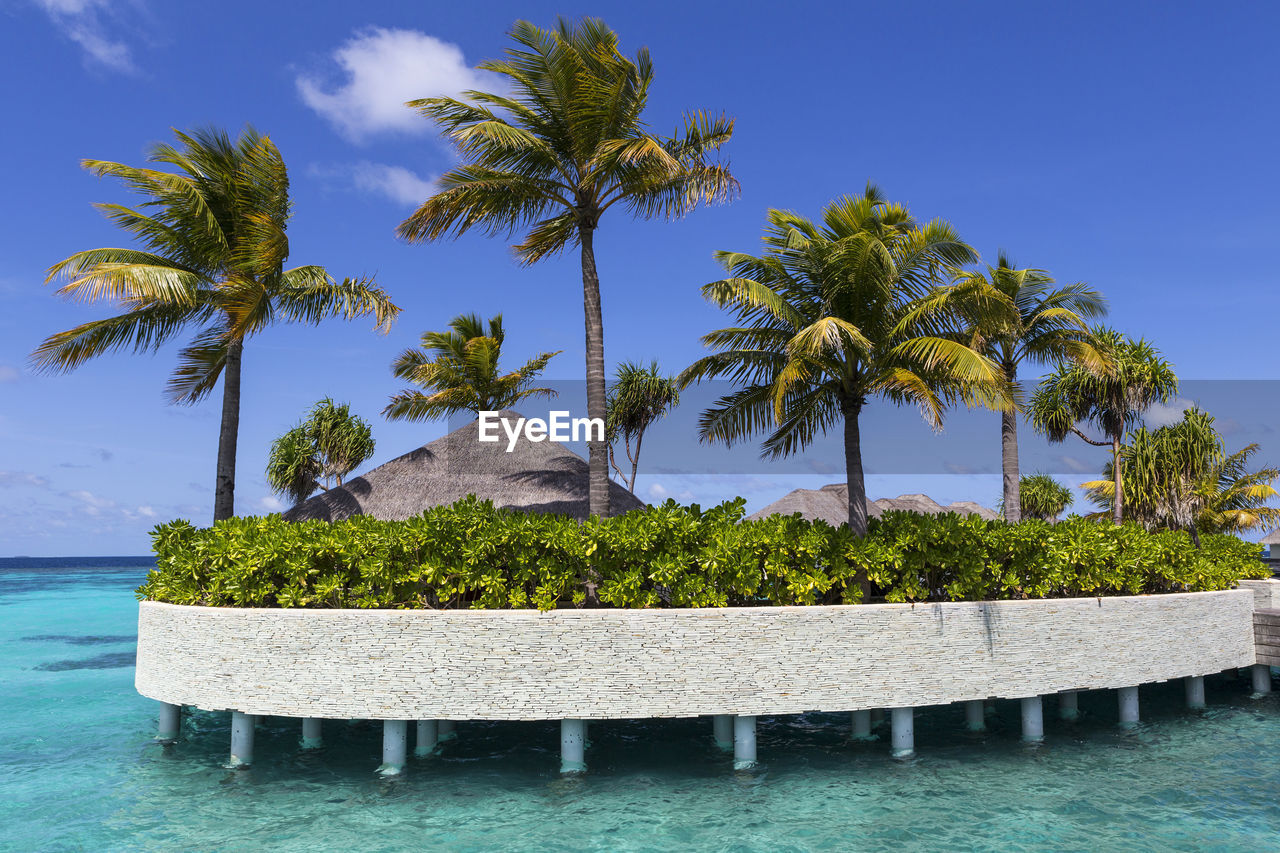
[415,720,439,758]
[301,718,322,750]
[438,719,457,741]
[560,719,586,774]
[851,709,873,741]
[963,700,985,732]
[157,702,181,742]
[1059,690,1080,721]
[891,707,914,758]
[1252,664,1273,696]
[230,711,254,768]
[733,715,757,770]
[1118,686,1140,725]
[1185,676,1206,709]
[1021,696,1044,742]
[379,720,408,776]
[870,709,884,728]
[712,715,733,750]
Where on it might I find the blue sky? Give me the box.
[2,1,1278,555]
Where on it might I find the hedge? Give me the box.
[137,497,1269,611]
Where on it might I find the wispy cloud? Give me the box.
[309,161,437,206]
[1143,398,1195,428]
[257,496,285,512]
[297,27,499,142]
[0,471,50,487]
[32,0,135,72]
[0,365,19,383]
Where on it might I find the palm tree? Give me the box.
[1082,407,1280,541]
[605,360,680,492]
[680,186,1009,548]
[925,253,1107,521]
[1010,472,1073,522]
[1028,327,1177,525]
[32,127,398,521]
[397,17,737,517]
[384,313,559,421]
[267,398,377,505]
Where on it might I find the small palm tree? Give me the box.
[32,127,398,521]
[1028,327,1178,525]
[267,398,376,505]
[925,253,1107,520]
[1011,473,1073,522]
[680,186,1009,547]
[605,360,680,492]
[397,17,737,517]
[384,313,558,421]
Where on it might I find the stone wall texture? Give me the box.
[136,591,1257,721]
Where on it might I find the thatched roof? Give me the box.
[747,485,1000,524]
[1259,528,1280,546]
[285,411,645,522]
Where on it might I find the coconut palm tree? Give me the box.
[1028,328,1177,525]
[923,253,1107,520]
[267,398,377,505]
[1082,407,1280,541]
[384,313,559,421]
[397,17,737,518]
[605,360,680,492]
[680,186,1009,547]
[32,127,398,521]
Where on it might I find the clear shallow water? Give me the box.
[2,560,1279,852]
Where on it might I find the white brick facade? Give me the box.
[136,591,1257,721]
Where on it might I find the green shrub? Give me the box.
[138,497,1268,611]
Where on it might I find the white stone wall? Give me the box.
[136,591,1256,721]
[1239,578,1280,610]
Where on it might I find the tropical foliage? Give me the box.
[1010,473,1073,522]
[925,253,1106,520]
[266,399,375,504]
[1028,327,1178,525]
[141,497,1266,610]
[606,360,680,492]
[397,17,737,518]
[679,185,1009,543]
[1082,407,1280,540]
[383,313,558,422]
[31,127,398,520]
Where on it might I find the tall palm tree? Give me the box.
[680,186,1009,548]
[32,127,398,521]
[923,253,1107,521]
[605,360,680,492]
[397,17,737,517]
[1028,327,1177,525]
[384,313,559,421]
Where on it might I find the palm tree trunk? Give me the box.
[1001,409,1021,523]
[213,339,243,522]
[843,400,871,601]
[579,225,609,518]
[1111,434,1123,526]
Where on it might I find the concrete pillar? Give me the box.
[379,720,408,776]
[851,709,873,741]
[869,709,884,728]
[438,719,457,741]
[891,708,914,758]
[1021,696,1044,742]
[712,714,733,750]
[560,719,586,774]
[1118,686,1140,725]
[1185,676,1206,709]
[230,711,254,768]
[1059,690,1080,721]
[984,699,998,716]
[301,718,322,750]
[963,700,985,732]
[1252,664,1273,695]
[733,715,757,770]
[157,702,181,742]
[414,720,438,758]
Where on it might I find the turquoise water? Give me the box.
[3,560,1280,852]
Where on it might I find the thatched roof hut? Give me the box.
[1259,529,1280,546]
[285,411,645,522]
[747,485,999,524]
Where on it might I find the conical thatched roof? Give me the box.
[1259,528,1280,546]
[285,411,645,522]
[747,485,999,524]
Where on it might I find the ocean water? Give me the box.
[2,559,1280,852]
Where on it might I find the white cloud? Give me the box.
[0,471,49,487]
[257,496,285,512]
[0,365,19,383]
[646,482,695,503]
[1143,398,1196,428]
[310,161,437,206]
[137,505,157,518]
[297,27,498,142]
[65,489,115,516]
[33,0,134,72]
